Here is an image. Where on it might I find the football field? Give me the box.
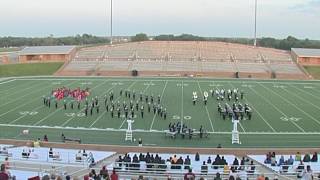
[0,77,320,148]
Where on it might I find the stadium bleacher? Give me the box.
[59,41,307,79]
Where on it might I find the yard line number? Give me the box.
[280,116,301,122]
[19,111,38,116]
[172,115,192,120]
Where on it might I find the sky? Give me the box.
[0,0,319,39]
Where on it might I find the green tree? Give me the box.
[131,33,149,42]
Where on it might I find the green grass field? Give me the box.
[0,77,320,148]
[304,66,320,80]
[0,62,64,77]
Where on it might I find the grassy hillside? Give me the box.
[304,66,320,79]
[0,62,64,77]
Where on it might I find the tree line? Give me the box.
[0,34,109,48]
[1,33,320,51]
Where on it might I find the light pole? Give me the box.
[254,0,257,47]
[110,0,113,45]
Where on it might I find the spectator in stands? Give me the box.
[195,152,200,161]
[76,150,82,161]
[281,160,289,173]
[172,155,178,164]
[49,148,53,158]
[207,156,212,164]
[33,138,41,148]
[296,160,305,178]
[177,157,184,169]
[82,149,88,157]
[270,155,277,166]
[4,157,9,170]
[228,175,235,180]
[232,157,239,170]
[221,156,227,165]
[287,155,294,165]
[303,153,311,162]
[110,169,118,180]
[248,160,255,174]
[90,169,99,179]
[301,165,313,180]
[184,168,195,180]
[99,166,109,179]
[43,134,48,142]
[184,156,191,170]
[0,164,9,180]
[214,172,222,180]
[137,175,144,180]
[311,152,318,162]
[223,164,230,174]
[201,161,208,175]
[277,155,285,166]
[212,154,221,169]
[264,152,272,164]
[42,175,50,180]
[295,152,301,161]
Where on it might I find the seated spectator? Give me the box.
[277,155,285,166]
[4,157,9,170]
[177,157,184,169]
[212,154,221,169]
[228,175,235,180]
[247,161,255,174]
[0,147,8,155]
[296,160,305,178]
[257,174,265,180]
[287,155,294,165]
[99,166,109,179]
[264,152,272,164]
[221,156,227,165]
[110,169,118,180]
[0,164,9,180]
[223,164,230,174]
[195,152,200,161]
[139,153,144,161]
[82,149,87,157]
[75,150,83,161]
[90,169,98,179]
[271,156,277,166]
[239,157,245,170]
[281,160,289,173]
[214,172,222,180]
[207,157,212,164]
[303,153,311,162]
[311,152,318,162]
[184,155,191,170]
[184,168,195,180]
[232,157,239,170]
[295,152,301,161]
[301,165,313,180]
[201,161,208,175]
[172,155,178,164]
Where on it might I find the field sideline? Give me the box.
[0,76,320,148]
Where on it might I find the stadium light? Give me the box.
[254,0,257,47]
[110,0,113,45]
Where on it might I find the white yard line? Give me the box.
[196,81,215,132]
[1,123,320,135]
[290,85,320,101]
[14,77,320,85]
[118,81,151,129]
[249,86,306,132]
[9,106,44,124]
[181,81,184,129]
[60,80,111,127]
[0,82,50,108]
[259,83,320,129]
[290,85,320,105]
[286,85,320,108]
[229,82,276,132]
[0,79,16,85]
[89,81,137,128]
[149,81,168,130]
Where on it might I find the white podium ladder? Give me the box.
[232,130,241,144]
[125,130,133,141]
